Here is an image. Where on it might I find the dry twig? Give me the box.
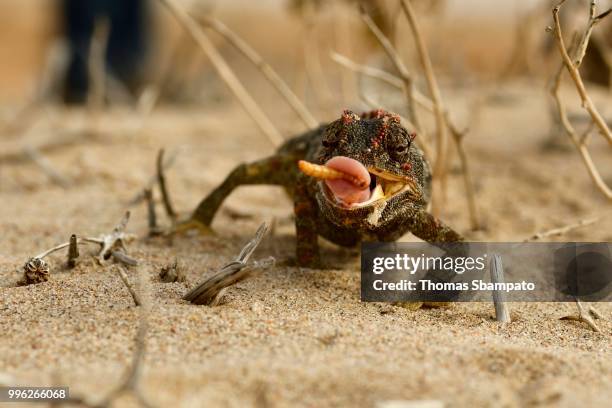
[196,15,318,129]
[157,149,177,222]
[143,188,161,237]
[399,0,449,184]
[551,0,612,147]
[330,51,434,112]
[445,115,480,230]
[550,0,612,200]
[128,147,180,205]
[524,214,603,242]
[19,212,137,285]
[116,265,141,306]
[359,8,423,134]
[183,223,274,305]
[157,0,284,147]
[560,299,602,332]
[23,146,71,188]
[67,234,79,268]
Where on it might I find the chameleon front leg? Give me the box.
[187,154,297,229]
[402,207,464,243]
[386,206,465,308]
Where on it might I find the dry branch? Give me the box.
[157,0,284,147]
[359,8,423,134]
[446,115,480,230]
[183,223,273,305]
[552,0,612,147]
[550,0,612,200]
[359,4,478,221]
[330,51,434,112]
[399,0,449,184]
[197,15,318,129]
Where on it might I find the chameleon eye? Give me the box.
[395,144,408,154]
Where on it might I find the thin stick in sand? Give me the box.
[157,149,177,223]
[490,255,511,323]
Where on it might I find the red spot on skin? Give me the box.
[342,109,360,125]
[362,109,386,119]
[409,132,417,142]
[402,162,412,171]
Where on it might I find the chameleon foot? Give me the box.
[560,300,603,332]
[169,218,214,236]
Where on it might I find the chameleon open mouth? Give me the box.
[298,156,417,209]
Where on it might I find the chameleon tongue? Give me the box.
[325,156,372,205]
[297,157,371,204]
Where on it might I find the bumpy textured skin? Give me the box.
[191,109,463,267]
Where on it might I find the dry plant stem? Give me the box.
[157,149,177,222]
[399,0,449,205]
[116,266,141,306]
[129,148,180,205]
[330,51,434,112]
[524,214,603,241]
[23,146,71,188]
[490,255,511,323]
[198,16,318,129]
[446,115,480,230]
[144,188,159,236]
[184,223,271,305]
[552,0,612,147]
[157,0,283,147]
[359,10,422,133]
[560,299,601,332]
[67,234,79,268]
[550,51,612,199]
[0,130,98,165]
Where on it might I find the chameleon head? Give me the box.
[301,109,431,230]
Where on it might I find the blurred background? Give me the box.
[0,0,610,235]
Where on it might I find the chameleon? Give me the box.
[183,109,463,268]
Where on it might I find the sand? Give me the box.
[1,79,611,407]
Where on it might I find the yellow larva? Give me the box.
[298,160,368,189]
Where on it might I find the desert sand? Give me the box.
[1,1,611,407]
